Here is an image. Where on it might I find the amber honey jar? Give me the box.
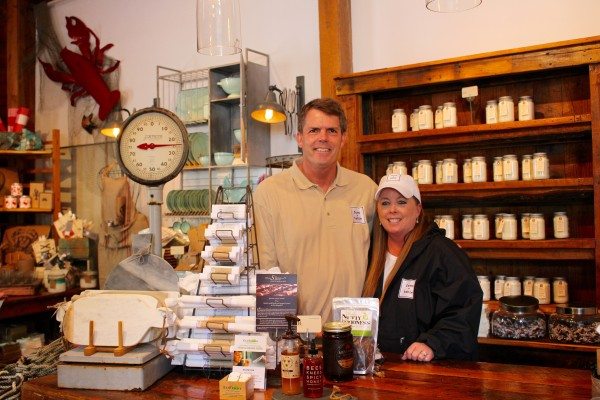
[322,322,354,382]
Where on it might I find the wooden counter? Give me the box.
[21,354,592,399]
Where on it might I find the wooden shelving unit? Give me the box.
[335,36,600,361]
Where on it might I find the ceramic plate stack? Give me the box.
[166,189,214,215]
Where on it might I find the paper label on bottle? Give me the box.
[281,354,300,378]
[339,309,373,336]
[398,278,416,299]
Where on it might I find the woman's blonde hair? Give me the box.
[362,203,428,302]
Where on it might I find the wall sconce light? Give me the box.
[197,0,242,56]
[100,108,131,138]
[251,76,304,135]
[425,0,482,12]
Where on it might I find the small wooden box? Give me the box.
[58,238,91,259]
[219,374,254,400]
[39,192,53,210]
[29,182,45,208]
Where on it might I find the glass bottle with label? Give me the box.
[303,339,323,398]
[498,95,515,122]
[521,213,531,239]
[501,213,518,240]
[281,316,302,395]
[523,276,536,296]
[392,108,407,133]
[435,160,443,184]
[503,276,522,296]
[418,105,434,130]
[553,211,569,239]
[463,158,473,183]
[533,277,551,305]
[529,213,546,240]
[493,156,504,182]
[478,275,491,301]
[462,214,474,240]
[439,215,455,239]
[518,96,535,121]
[435,106,444,129]
[417,160,433,184]
[502,154,519,181]
[392,161,407,175]
[442,158,458,183]
[532,152,549,180]
[521,154,533,181]
[485,99,499,124]
[471,156,487,182]
[494,275,506,300]
[552,277,569,304]
[442,102,457,127]
[473,214,490,240]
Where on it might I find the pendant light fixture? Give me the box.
[426,0,482,12]
[197,0,242,56]
[100,107,130,138]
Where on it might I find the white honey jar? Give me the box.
[485,100,499,124]
[442,102,457,127]
[392,108,408,133]
[503,276,522,296]
[478,276,491,301]
[417,160,433,184]
[435,160,443,184]
[502,154,519,181]
[435,106,444,129]
[410,109,420,131]
[386,163,394,175]
[471,156,487,182]
[463,158,473,183]
[498,96,515,122]
[501,213,518,240]
[473,214,490,240]
[392,161,407,175]
[523,276,536,296]
[412,161,420,182]
[521,154,533,181]
[418,105,434,130]
[494,275,506,300]
[438,215,455,239]
[532,152,550,180]
[494,213,505,239]
[529,213,546,240]
[553,211,569,239]
[533,277,551,305]
[493,156,504,182]
[462,214,474,240]
[521,213,531,239]
[552,277,569,304]
[518,96,535,121]
[442,158,458,183]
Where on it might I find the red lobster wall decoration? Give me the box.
[39,16,120,121]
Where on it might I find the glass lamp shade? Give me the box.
[251,91,287,124]
[197,0,242,56]
[426,0,482,12]
[100,108,129,138]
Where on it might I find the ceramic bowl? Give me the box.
[217,77,241,96]
[233,129,242,143]
[198,155,211,166]
[214,152,234,166]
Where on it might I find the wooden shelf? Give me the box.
[457,238,595,260]
[358,115,591,153]
[0,149,53,156]
[478,336,598,353]
[0,208,53,213]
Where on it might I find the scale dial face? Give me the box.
[117,107,189,186]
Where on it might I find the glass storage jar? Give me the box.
[442,158,458,183]
[532,152,549,180]
[438,215,454,239]
[521,154,533,181]
[503,276,522,296]
[501,213,517,240]
[410,109,419,131]
[533,277,551,305]
[417,160,433,184]
[463,158,472,183]
[473,214,490,240]
[392,161,407,176]
[548,305,600,344]
[502,154,519,181]
[435,105,444,129]
[418,105,434,130]
[553,211,569,239]
[493,156,503,182]
[521,213,531,239]
[494,213,505,239]
[498,96,515,122]
[435,160,443,184]
[552,277,569,304]
[494,275,506,300]
[523,276,535,296]
[491,295,547,339]
[322,322,354,382]
[412,161,419,182]
[442,102,457,127]
[478,275,491,301]
[485,99,499,124]
[518,96,535,121]
[462,214,473,240]
[392,108,407,133]
[471,156,487,182]
[529,213,546,240]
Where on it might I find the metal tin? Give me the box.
[322,322,354,382]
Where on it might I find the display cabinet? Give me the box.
[335,36,600,363]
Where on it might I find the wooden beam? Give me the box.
[6,0,24,107]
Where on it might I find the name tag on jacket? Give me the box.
[351,206,366,224]
[398,279,416,299]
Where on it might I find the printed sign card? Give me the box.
[232,333,267,390]
[255,274,298,333]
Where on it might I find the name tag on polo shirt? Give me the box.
[398,279,416,299]
[351,206,366,224]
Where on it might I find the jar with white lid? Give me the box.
[521,154,533,181]
[498,96,515,122]
[491,295,546,339]
[418,105,434,130]
[518,96,535,121]
[438,215,455,239]
[501,213,518,240]
[493,156,504,182]
[553,211,569,239]
[80,270,98,289]
[435,106,444,129]
[386,163,394,175]
[533,277,551,304]
[532,152,549,180]
[494,213,505,239]
[494,275,506,300]
[503,276,522,296]
[442,158,458,183]
[392,161,407,175]
[478,276,491,301]
[462,214,474,240]
[392,109,407,133]
[523,276,535,296]
[552,277,568,304]
[548,305,600,344]
[529,213,546,240]
[435,160,443,184]
[521,213,531,239]
[473,214,490,240]
[463,159,472,183]
[442,102,457,127]
[471,156,487,182]
[412,161,420,183]
[502,154,519,181]
[417,160,433,184]
[410,109,420,131]
[485,100,499,124]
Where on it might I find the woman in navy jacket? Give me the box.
[363,174,482,362]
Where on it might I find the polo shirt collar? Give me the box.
[290,158,351,190]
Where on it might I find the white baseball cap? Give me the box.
[375,173,421,203]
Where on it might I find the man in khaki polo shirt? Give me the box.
[253,98,377,322]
